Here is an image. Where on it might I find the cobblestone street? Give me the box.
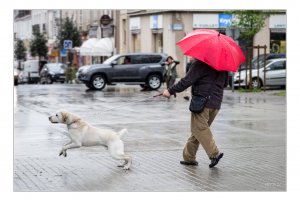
[13,84,286,191]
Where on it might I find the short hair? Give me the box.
[166,56,173,61]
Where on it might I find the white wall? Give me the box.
[140,16,152,52]
[253,18,270,56]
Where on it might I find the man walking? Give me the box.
[162,58,228,168]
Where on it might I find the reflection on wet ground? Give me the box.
[14,84,286,191]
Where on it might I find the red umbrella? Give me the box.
[177,29,246,72]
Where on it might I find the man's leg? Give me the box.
[183,135,200,162]
[191,108,219,158]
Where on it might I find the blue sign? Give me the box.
[63,40,73,49]
[172,23,183,31]
[60,48,67,57]
[219,14,232,28]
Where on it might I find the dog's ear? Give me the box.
[61,112,68,123]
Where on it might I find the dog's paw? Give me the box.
[123,166,130,170]
[59,150,67,157]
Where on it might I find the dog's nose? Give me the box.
[48,117,51,120]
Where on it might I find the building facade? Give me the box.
[118,10,286,78]
[14,10,120,65]
[14,10,286,74]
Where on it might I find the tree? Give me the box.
[58,17,81,49]
[229,10,270,90]
[30,27,48,60]
[14,39,26,61]
[14,39,27,70]
[230,10,270,46]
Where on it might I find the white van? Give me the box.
[19,60,47,84]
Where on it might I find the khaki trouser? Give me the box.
[183,107,220,161]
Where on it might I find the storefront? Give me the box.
[192,13,232,34]
[269,14,286,53]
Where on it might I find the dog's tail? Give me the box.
[117,128,128,138]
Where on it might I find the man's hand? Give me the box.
[162,89,171,97]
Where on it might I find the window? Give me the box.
[42,24,46,34]
[130,55,142,64]
[116,56,132,65]
[140,56,151,64]
[148,55,162,63]
[269,60,286,70]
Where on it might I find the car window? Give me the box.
[103,55,119,64]
[105,54,164,65]
[269,60,286,71]
[140,56,151,64]
[47,64,65,71]
[148,55,162,63]
[130,55,144,64]
[132,55,162,64]
[115,56,133,65]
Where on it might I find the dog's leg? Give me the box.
[59,142,81,157]
[117,160,128,168]
[114,154,132,170]
[59,141,73,156]
[108,141,132,170]
[64,141,72,146]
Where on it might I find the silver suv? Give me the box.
[76,53,168,90]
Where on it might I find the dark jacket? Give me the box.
[186,62,192,73]
[168,59,228,109]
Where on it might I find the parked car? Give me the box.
[76,53,168,90]
[18,60,47,84]
[40,63,67,84]
[14,68,19,85]
[239,53,286,71]
[233,58,286,89]
[228,53,286,87]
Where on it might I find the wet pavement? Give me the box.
[13,84,286,191]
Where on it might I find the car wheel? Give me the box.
[46,76,53,84]
[91,74,106,90]
[251,78,263,89]
[147,74,161,90]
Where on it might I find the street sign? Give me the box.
[63,40,73,49]
[60,48,67,57]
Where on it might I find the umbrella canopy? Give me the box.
[177,29,246,72]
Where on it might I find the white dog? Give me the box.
[49,111,132,170]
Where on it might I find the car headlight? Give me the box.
[79,65,91,74]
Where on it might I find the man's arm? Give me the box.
[168,61,202,95]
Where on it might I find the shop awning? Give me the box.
[78,37,114,56]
